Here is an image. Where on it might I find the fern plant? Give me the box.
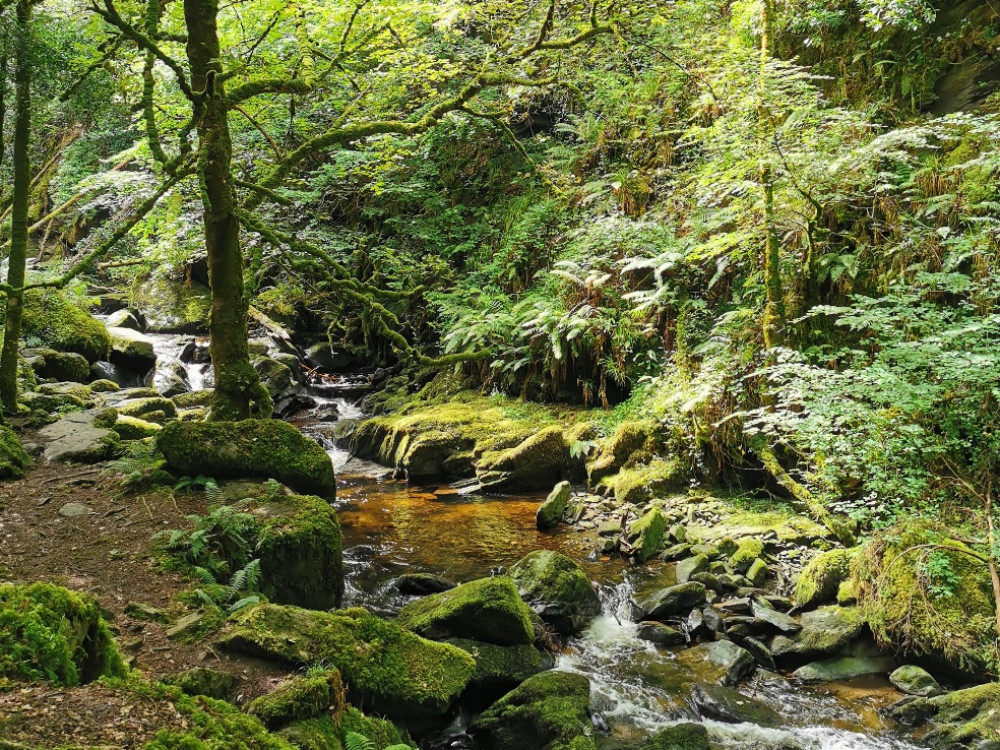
[344,733,376,750]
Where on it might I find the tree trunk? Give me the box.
[0,0,33,413]
[759,0,784,350]
[183,0,271,421]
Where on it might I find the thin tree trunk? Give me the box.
[0,0,32,413]
[0,53,9,174]
[183,0,271,420]
[985,482,1000,642]
[759,0,784,350]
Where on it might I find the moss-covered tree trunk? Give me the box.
[0,0,33,413]
[183,0,271,420]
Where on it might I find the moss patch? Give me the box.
[396,576,535,646]
[795,548,858,609]
[19,289,111,363]
[0,426,29,480]
[603,458,684,505]
[246,671,342,729]
[0,583,126,686]
[218,604,475,719]
[158,420,335,498]
[509,551,601,635]
[854,521,998,675]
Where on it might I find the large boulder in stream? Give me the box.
[677,640,755,686]
[891,682,1000,748]
[23,348,91,383]
[794,547,858,609]
[508,550,601,636]
[107,326,157,374]
[445,638,554,698]
[470,671,596,750]
[157,420,335,498]
[689,683,782,726]
[476,426,571,492]
[396,577,535,646]
[537,481,571,530]
[637,581,707,621]
[770,606,866,664]
[218,603,475,719]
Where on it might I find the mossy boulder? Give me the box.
[795,548,858,609]
[19,289,110,363]
[470,671,596,750]
[730,538,764,573]
[624,507,668,562]
[396,577,534,646]
[158,420,335,498]
[246,671,342,729]
[854,521,997,675]
[218,604,475,718]
[537,481,572,530]
[677,640,756,686]
[604,458,685,505]
[278,707,411,750]
[508,551,601,635]
[586,420,659,485]
[117,396,178,422]
[477,426,571,492]
[890,665,943,697]
[107,326,157,373]
[38,410,123,463]
[637,581,707,620]
[255,493,344,610]
[446,638,553,698]
[892,682,1000,748]
[638,723,709,750]
[0,582,126,686]
[770,606,866,664]
[173,389,215,408]
[0,425,29,479]
[113,415,162,440]
[133,274,212,334]
[163,667,239,700]
[24,347,91,383]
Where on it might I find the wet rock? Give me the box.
[108,326,157,373]
[626,507,668,562]
[689,683,782,726]
[446,638,554,698]
[740,636,776,670]
[636,621,686,646]
[39,410,122,463]
[890,665,944,697]
[508,550,601,636]
[397,577,535,646]
[637,582,707,621]
[677,640,756,686]
[660,542,691,561]
[687,608,706,638]
[690,572,724,595]
[152,360,190,398]
[792,654,896,682]
[163,667,238,700]
[396,573,457,597]
[702,606,724,633]
[158,420,335,498]
[770,606,866,663]
[536,481,572,531]
[750,601,801,634]
[470,671,595,750]
[304,341,358,372]
[890,682,1000,748]
[638,723,709,750]
[677,554,709,583]
[105,308,146,332]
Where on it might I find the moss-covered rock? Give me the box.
[173,389,215,408]
[476,426,571,492]
[0,583,126,686]
[625,507,667,562]
[255,494,344,610]
[537,481,571,531]
[638,723,709,750]
[729,537,764,573]
[446,638,553,698]
[770,606,866,664]
[158,420,335,498]
[113,415,162,440]
[603,458,684,505]
[854,521,997,675]
[396,577,535,646]
[278,707,412,750]
[0,425,29,479]
[108,326,157,373]
[246,671,342,729]
[795,548,858,609]
[117,396,178,422]
[892,682,1000,748]
[586,420,660,485]
[133,274,212,334]
[508,551,601,635]
[38,410,123,463]
[470,671,595,750]
[218,604,475,719]
[19,289,111,363]
[24,347,91,383]
[163,667,239,700]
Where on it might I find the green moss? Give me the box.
[603,458,684,505]
[118,397,179,421]
[730,538,764,573]
[173,390,215,408]
[163,668,238,701]
[0,425,29,480]
[219,604,475,719]
[795,548,858,609]
[246,672,340,729]
[445,638,551,695]
[256,494,344,610]
[638,723,709,750]
[586,420,660,484]
[90,379,121,393]
[627,507,668,562]
[470,671,595,750]
[19,289,110,363]
[476,426,570,492]
[508,550,601,635]
[0,583,126,686]
[396,577,534,646]
[179,408,208,422]
[27,347,91,382]
[157,420,335,498]
[854,520,997,675]
[114,415,163,440]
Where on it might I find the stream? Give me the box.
[134,329,927,750]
